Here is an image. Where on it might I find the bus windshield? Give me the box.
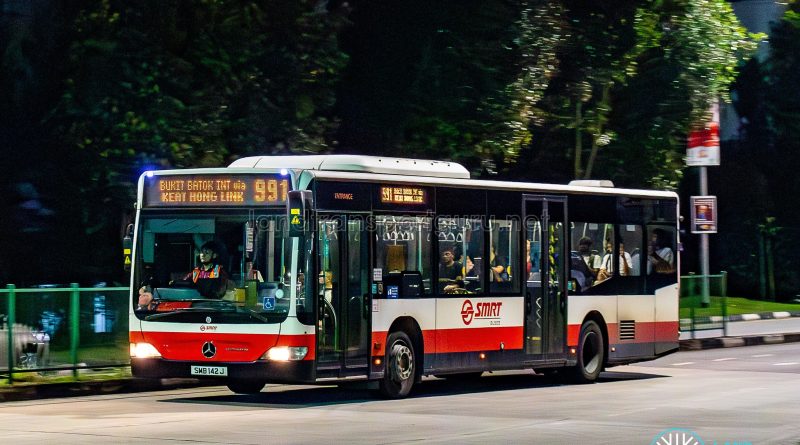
[133,211,300,324]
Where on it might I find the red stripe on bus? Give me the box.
[371,331,388,357]
[137,332,316,361]
[372,327,524,356]
[567,321,679,347]
[130,331,145,343]
[654,321,680,342]
[428,327,524,353]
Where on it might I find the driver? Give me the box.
[183,241,230,298]
[137,286,157,310]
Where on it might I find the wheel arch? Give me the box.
[388,316,424,381]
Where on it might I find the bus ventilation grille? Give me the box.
[619,320,636,340]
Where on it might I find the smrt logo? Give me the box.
[200,325,217,332]
[460,299,503,325]
[461,300,474,325]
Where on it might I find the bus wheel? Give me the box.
[572,320,604,383]
[227,380,265,394]
[379,331,415,398]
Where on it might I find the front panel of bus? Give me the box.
[129,171,317,383]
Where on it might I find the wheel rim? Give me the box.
[581,330,600,375]
[391,341,413,382]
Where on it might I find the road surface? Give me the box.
[0,343,798,444]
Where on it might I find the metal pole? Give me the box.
[6,284,15,384]
[699,167,710,307]
[766,234,776,301]
[70,283,80,379]
[721,271,728,337]
[758,228,766,299]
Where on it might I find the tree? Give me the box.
[604,0,756,188]
[53,1,348,169]
[0,1,349,284]
[516,0,756,188]
[764,1,800,220]
[335,0,563,174]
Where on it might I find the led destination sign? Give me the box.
[380,186,426,205]
[144,174,289,207]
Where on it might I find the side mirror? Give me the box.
[123,223,134,271]
[287,190,312,237]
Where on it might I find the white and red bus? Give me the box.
[129,155,679,397]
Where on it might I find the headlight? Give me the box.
[130,342,162,358]
[264,346,308,361]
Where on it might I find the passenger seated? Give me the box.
[438,247,463,293]
[570,252,594,291]
[577,237,601,279]
[598,240,632,281]
[490,247,509,283]
[648,228,675,274]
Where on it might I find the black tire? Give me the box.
[227,380,266,394]
[571,320,604,383]
[379,331,416,398]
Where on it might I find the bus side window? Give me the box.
[489,218,519,294]
[375,216,432,296]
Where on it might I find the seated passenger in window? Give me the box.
[490,246,510,282]
[525,240,533,280]
[463,256,480,292]
[570,253,593,291]
[648,228,675,274]
[438,247,463,293]
[577,237,601,279]
[598,240,632,280]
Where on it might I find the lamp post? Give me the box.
[687,103,720,308]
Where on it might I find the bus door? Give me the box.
[523,196,567,356]
[316,215,371,376]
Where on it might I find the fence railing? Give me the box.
[1,284,130,383]
[680,272,729,337]
[0,275,738,382]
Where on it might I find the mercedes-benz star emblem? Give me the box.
[202,341,216,359]
[205,316,212,323]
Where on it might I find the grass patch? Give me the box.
[0,367,131,387]
[680,296,800,319]
[48,344,129,365]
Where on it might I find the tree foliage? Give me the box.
[766,1,800,173]
[515,0,756,188]
[52,0,348,171]
[0,0,762,284]
[1,0,349,284]
[336,0,563,174]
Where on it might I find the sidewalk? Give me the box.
[0,377,215,402]
[679,311,800,350]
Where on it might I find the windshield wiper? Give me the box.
[246,310,274,323]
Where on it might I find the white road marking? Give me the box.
[670,362,694,366]
[752,354,773,357]
[607,407,656,417]
[712,358,736,362]
[773,362,798,366]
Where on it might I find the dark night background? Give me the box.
[1,0,798,300]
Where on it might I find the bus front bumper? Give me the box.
[131,358,315,383]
